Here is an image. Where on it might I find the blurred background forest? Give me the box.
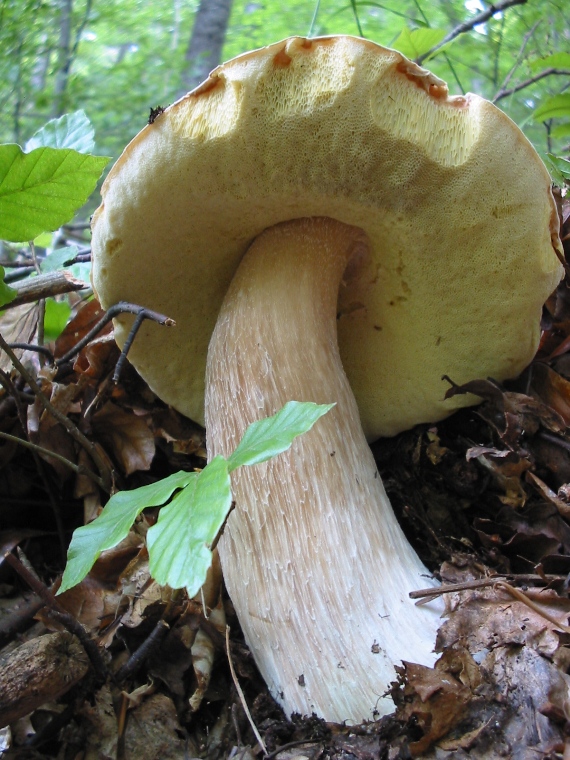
[1,0,569,167]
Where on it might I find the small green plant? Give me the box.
[58,400,334,596]
[546,154,570,187]
[0,110,108,314]
[0,265,16,308]
[0,111,108,244]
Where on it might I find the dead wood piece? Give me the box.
[6,271,87,309]
[0,631,89,727]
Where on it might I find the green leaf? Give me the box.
[40,245,78,274]
[68,261,92,284]
[58,470,197,594]
[25,111,95,153]
[0,144,109,242]
[227,400,335,471]
[0,265,16,308]
[532,94,570,123]
[546,154,570,185]
[44,298,71,340]
[33,232,53,248]
[392,27,447,59]
[551,123,570,140]
[59,401,334,596]
[529,53,570,73]
[147,456,232,594]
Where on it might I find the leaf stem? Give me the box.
[0,430,102,485]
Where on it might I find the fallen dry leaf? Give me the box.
[531,362,570,426]
[395,648,476,756]
[0,302,39,375]
[438,582,570,658]
[122,692,187,760]
[54,299,111,360]
[188,598,226,712]
[91,401,155,475]
[78,683,118,760]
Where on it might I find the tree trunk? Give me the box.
[52,0,92,117]
[53,0,73,117]
[180,0,233,94]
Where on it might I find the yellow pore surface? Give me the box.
[91,35,563,439]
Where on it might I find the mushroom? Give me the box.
[91,36,563,723]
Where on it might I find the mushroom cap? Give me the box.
[91,35,563,439]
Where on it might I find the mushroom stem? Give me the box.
[205,217,443,723]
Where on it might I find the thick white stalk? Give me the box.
[206,218,443,723]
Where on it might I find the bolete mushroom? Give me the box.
[91,36,563,723]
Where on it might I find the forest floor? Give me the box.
[0,191,570,760]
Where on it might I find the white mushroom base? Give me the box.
[206,218,443,723]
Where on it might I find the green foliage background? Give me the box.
[1,0,568,161]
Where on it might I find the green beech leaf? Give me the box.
[227,400,335,470]
[68,261,92,284]
[59,401,334,595]
[44,298,72,340]
[25,111,95,153]
[58,470,197,594]
[392,27,447,59]
[40,245,79,273]
[546,154,570,185]
[147,456,232,594]
[529,53,570,73]
[532,94,570,123]
[0,144,109,242]
[33,232,53,248]
[552,123,570,140]
[0,265,16,308]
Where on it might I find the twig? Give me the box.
[112,310,146,382]
[0,430,103,485]
[494,580,570,634]
[0,332,112,492]
[416,0,528,65]
[226,626,267,756]
[5,270,87,309]
[67,251,91,264]
[410,573,562,600]
[494,68,570,102]
[3,266,36,283]
[115,620,170,683]
[493,19,540,99]
[0,259,34,268]
[56,302,175,382]
[0,593,45,648]
[538,430,570,455]
[2,551,109,682]
[63,222,91,231]
[8,343,54,363]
